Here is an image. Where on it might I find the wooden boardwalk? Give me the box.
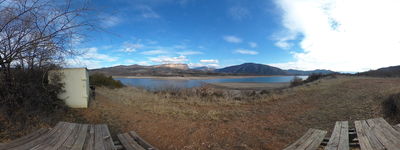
[285,117,400,150]
[2,118,400,150]
[0,122,156,150]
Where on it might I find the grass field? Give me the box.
[71,76,400,150]
[2,76,400,149]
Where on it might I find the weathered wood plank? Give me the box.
[71,124,89,150]
[117,134,136,150]
[368,118,400,148]
[44,122,77,150]
[0,128,48,149]
[58,123,82,150]
[94,124,106,150]
[129,131,158,150]
[325,121,349,150]
[357,120,387,150]
[10,122,67,150]
[284,129,315,150]
[393,124,400,132]
[118,133,145,150]
[355,121,375,150]
[284,129,327,150]
[84,125,95,150]
[100,124,116,150]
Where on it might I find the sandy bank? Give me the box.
[112,75,292,80]
[207,82,290,90]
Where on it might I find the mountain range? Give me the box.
[90,62,337,76]
[358,65,400,77]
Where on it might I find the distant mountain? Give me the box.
[192,66,216,71]
[358,65,400,77]
[215,63,288,75]
[90,64,224,76]
[154,63,189,70]
[286,69,337,75]
[90,62,337,77]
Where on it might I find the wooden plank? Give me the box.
[355,121,376,150]
[325,121,349,150]
[129,131,158,150]
[306,130,327,150]
[58,123,83,150]
[30,122,73,150]
[94,124,106,150]
[366,119,398,150]
[44,122,77,150]
[361,120,385,150]
[284,129,327,150]
[71,124,89,150]
[118,133,145,150]
[393,124,400,132]
[284,129,315,150]
[338,121,349,150]
[100,124,116,150]
[9,122,67,150]
[84,125,95,150]
[368,118,400,148]
[0,128,48,149]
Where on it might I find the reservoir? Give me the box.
[115,76,308,90]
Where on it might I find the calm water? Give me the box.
[115,76,308,90]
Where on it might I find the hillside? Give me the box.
[91,62,337,76]
[90,64,225,76]
[286,69,336,75]
[358,65,400,77]
[215,63,287,75]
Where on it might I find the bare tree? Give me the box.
[0,0,91,110]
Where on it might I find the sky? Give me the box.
[68,0,400,72]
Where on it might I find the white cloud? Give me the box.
[124,59,136,64]
[200,59,219,63]
[228,6,250,21]
[223,35,242,43]
[174,45,186,49]
[149,55,188,64]
[100,15,122,28]
[66,47,118,69]
[177,51,203,55]
[234,49,258,55]
[120,42,144,52]
[249,42,257,48]
[188,63,219,68]
[141,49,168,55]
[274,0,400,72]
[137,5,160,19]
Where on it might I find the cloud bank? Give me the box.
[272,0,400,72]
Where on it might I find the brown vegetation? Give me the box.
[72,76,400,150]
[2,76,400,149]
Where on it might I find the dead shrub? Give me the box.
[382,93,400,121]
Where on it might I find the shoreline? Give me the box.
[112,75,298,80]
[206,82,290,90]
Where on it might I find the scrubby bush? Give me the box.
[290,73,333,87]
[0,68,67,122]
[382,93,400,121]
[290,76,304,87]
[89,73,124,88]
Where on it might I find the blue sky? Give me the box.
[70,0,400,72]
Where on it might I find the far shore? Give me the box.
[207,82,290,90]
[112,75,299,80]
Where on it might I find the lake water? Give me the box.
[115,76,308,90]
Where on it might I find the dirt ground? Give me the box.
[2,76,400,150]
[71,76,400,150]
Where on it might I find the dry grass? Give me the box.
[2,76,400,150]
